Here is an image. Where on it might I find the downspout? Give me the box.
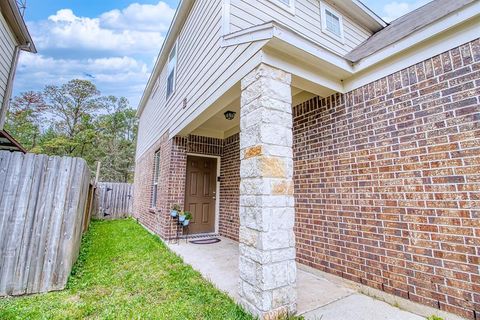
[0,43,29,129]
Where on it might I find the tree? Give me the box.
[6,79,138,183]
[4,91,46,151]
[95,96,138,182]
[43,79,101,155]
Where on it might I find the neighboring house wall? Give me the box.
[293,40,480,319]
[0,8,18,129]
[228,0,372,55]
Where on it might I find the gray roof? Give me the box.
[345,0,476,63]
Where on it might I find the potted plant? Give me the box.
[178,210,186,222]
[183,211,192,226]
[170,204,181,217]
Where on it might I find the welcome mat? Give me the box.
[189,238,221,245]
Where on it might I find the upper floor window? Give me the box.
[166,42,177,98]
[320,2,344,42]
[270,0,295,14]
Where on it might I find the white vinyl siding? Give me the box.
[269,0,295,14]
[136,0,259,158]
[229,0,371,55]
[0,10,18,109]
[136,0,373,159]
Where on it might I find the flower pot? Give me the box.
[183,220,190,226]
[170,210,178,217]
[179,215,186,222]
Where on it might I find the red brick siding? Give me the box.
[188,135,223,156]
[134,134,228,238]
[219,133,240,240]
[133,132,168,236]
[133,133,186,238]
[293,39,480,319]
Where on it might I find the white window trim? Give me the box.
[320,1,345,44]
[269,0,295,15]
[222,0,231,36]
[150,150,161,209]
[166,40,178,100]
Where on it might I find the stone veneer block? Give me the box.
[238,63,297,319]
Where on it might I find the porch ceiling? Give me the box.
[189,86,315,139]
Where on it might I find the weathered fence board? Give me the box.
[93,182,133,219]
[0,151,91,296]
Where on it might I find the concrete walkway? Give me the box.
[166,236,424,320]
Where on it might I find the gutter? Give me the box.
[5,0,36,53]
[0,44,26,129]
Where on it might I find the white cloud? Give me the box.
[100,2,175,32]
[30,1,175,54]
[382,0,431,22]
[13,1,177,107]
[15,53,150,106]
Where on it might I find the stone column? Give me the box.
[238,64,296,319]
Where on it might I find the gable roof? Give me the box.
[345,0,476,62]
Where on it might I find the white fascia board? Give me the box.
[344,18,480,92]
[261,49,345,94]
[352,1,480,73]
[222,22,276,46]
[222,21,354,74]
[351,0,387,30]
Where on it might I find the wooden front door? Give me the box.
[184,155,217,234]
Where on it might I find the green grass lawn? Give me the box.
[0,219,254,320]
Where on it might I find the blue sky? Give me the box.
[14,0,430,107]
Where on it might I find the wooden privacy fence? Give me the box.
[0,151,91,296]
[93,182,133,219]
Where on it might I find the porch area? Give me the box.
[166,237,424,320]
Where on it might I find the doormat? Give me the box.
[189,238,221,245]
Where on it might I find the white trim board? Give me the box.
[344,17,480,92]
[221,0,230,36]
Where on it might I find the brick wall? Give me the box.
[134,40,479,319]
[219,133,240,240]
[134,134,230,238]
[293,40,480,319]
[133,132,168,236]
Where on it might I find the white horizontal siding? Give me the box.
[137,0,257,158]
[229,0,372,56]
[0,10,17,105]
[136,0,373,159]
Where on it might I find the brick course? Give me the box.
[134,133,239,239]
[293,39,480,319]
[134,39,479,319]
[219,133,240,240]
[133,133,187,238]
